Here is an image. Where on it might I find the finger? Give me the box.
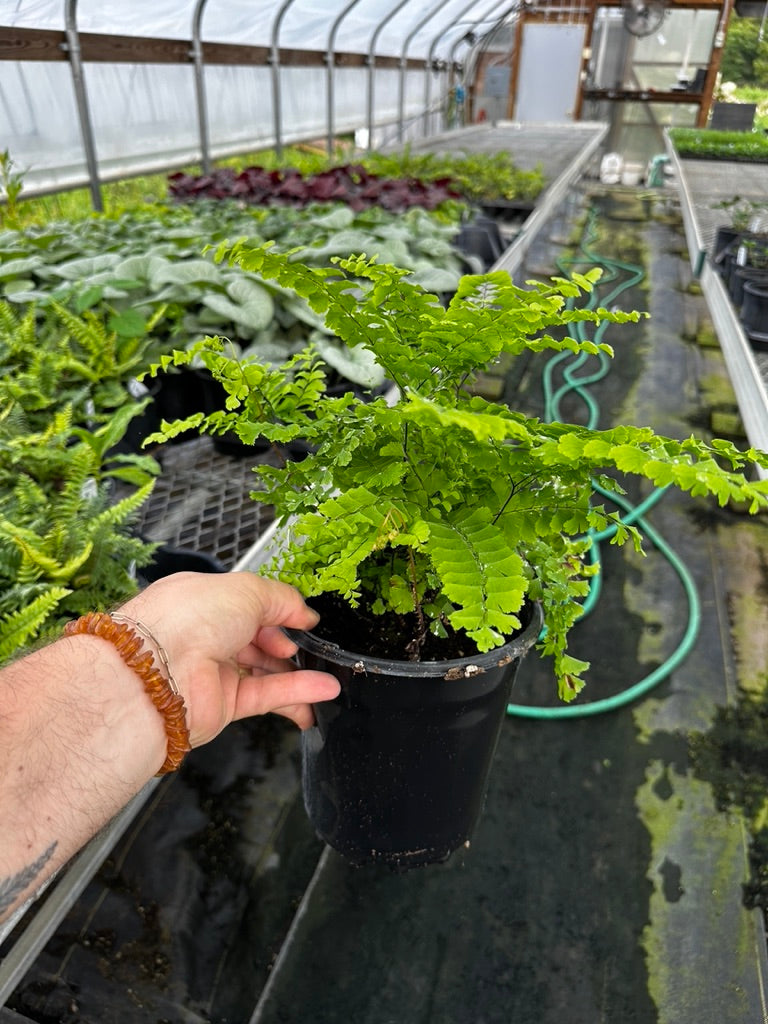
[231,669,339,723]
[238,625,301,662]
[243,576,321,632]
[271,703,317,730]
[234,647,297,675]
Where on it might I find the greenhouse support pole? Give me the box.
[424,0,503,135]
[446,0,517,127]
[397,0,454,144]
[270,0,297,159]
[191,0,212,175]
[447,34,469,129]
[366,0,415,153]
[326,0,365,158]
[63,0,102,212]
[461,2,518,119]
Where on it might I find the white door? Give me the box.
[515,23,585,122]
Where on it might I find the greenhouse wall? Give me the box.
[0,0,480,195]
[1,60,432,193]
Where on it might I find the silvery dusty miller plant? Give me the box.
[150,245,768,700]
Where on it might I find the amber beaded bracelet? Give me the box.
[63,611,191,775]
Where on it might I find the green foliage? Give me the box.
[0,300,160,660]
[150,246,768,700]
[721,16,768,87]
[0,201,466,379]
[0,150,25,230]
[669,127,768,162]
[713,195,767,231]
[0,298,164,431]
[0,587,71,662]
[13,146,335,227]
[0,405,158,660]
[13,146,539,230]
[364,147,545,202]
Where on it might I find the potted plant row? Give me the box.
[149,246,768,869]
[709,198,768,345]
[167,148,544,218]
[1,199,473,443]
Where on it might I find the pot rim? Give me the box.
[743,279,768,296]
[285,601,543,678]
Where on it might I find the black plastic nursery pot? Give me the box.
[453,215,506,270]
[741,279,768,348]
[138,542,227,583]
[727,262,768,310]
[712,226,741,274]
[478,198,534,222]
[288,601,543,869]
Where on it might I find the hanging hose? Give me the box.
[507,206,702,719]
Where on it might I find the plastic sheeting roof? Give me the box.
[2,0,504,58]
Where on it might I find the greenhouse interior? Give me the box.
[4,0,768,1021]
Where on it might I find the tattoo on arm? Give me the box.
[0,841,58,916]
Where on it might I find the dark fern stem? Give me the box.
[404,546,428,660]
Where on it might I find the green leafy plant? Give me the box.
[0,404,158,661]
[740,235,768,269]
[0,300,161,660]
[0,299,168,436]
[147,245,768,700]
[669,127,768,162]
[713,195,766,232]
[0,200,466,381]
[0,150,25,230]
[364,147,545,203]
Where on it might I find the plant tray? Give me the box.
[136,436,275,569]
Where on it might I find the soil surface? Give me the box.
[305,590,530,662]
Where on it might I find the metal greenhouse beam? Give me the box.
[63,0,102,211]
[397,0,454,143]
[448,0,517,68]
[191,0,212,175]
[461,1,519,114]
[270,0,297,159]
[326,0,365,158]
[423,0,504,135]
[447,0,519,116]
[366,0,417,153]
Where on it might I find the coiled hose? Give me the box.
[507,207,701,719]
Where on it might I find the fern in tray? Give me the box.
[149,245,768,700]
[0,402,159,662]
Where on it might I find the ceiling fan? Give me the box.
[623,0,667,36]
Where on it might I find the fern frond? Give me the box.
[425,509,527,651]
[89,480,155,533]
[0,586,71,663]
[14,531,94,583]
[49,300,116,375]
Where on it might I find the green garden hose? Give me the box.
[507,208,702,719]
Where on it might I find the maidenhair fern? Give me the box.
[150,246,768,700]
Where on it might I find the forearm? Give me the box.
[0,571,339,926]
[0,633,167,923]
